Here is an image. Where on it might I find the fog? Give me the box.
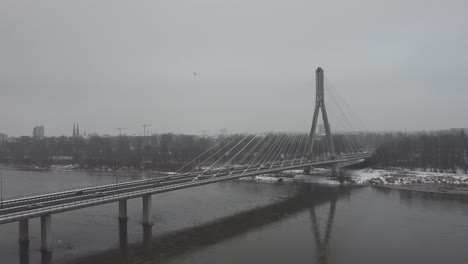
[1,0,467,136]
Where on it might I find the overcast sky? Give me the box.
[1,0,467,136]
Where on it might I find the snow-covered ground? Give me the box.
[351,168,468,185]
[50,164,79,171]
[50,164,468,186]
[239,168,341,185]
[239,175,341,185]
[240,167,468,186]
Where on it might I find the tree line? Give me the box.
[0,132,383,171]
[0,134,214,170]
[372,131,468,173]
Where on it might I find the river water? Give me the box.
[0,168,468,264]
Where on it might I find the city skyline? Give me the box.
[2,123,468,138]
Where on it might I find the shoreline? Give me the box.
[0,163,177,175]
[375,183,468,197]
[351,167,468,185]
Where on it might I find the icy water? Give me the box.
[1,168,468,264]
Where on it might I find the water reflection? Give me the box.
[310,195,337,264]
[19,240,29,264]
[64,185,352,264]
[411,189,468,203]
[41,250,52,264]
[374,186,468,204]
[119,219,129,263]
[374,186,392,197]
[143,224,153,261]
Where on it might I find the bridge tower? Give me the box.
[304,67,338,176]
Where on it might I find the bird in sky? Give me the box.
[193,72,197,76]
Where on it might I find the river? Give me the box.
[0,168,467,264]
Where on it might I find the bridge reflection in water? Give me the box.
[310,193,337,264]
[56,185,350,264]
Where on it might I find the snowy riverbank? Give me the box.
[44,164,468,187]
[239,167,468,187]
[350,168,468,185]
[239,168,342,185]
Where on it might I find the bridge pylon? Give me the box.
[304,67,338,176]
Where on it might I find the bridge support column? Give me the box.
[331,164,338,177]
[118,199,129,260]
[19,219,29,243]
[40,215,53,264]
[142,195,152,226]
[40,215,52,253]
[304,68,337,176]
[119,200,128,221]
[118,209,129,261]
[19,219,29,264]
[142,195,153,257]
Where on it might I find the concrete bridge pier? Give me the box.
[40,215,52,264]
[142,195,152,226]
[19,219,29,244]
[19,219,29,264]
[331,164,339,177]
[119,200,128,221]
[142,195,153,257]
[118,200,129,260]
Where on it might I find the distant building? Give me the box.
[0,133,7,144]
[88,132,100,138]
[33,126,45,139]
[51,155,73,161]
[220,128,228,137]
[72,123,81,138]
[450,128,468,135]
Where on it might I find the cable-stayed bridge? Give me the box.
[0,68,376,262]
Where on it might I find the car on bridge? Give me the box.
[27,203,44,209]
[74,190,85,196]
[93,192,105,197]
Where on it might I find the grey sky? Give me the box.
[1,0,467,136]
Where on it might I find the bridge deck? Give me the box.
[0,154,371,224]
